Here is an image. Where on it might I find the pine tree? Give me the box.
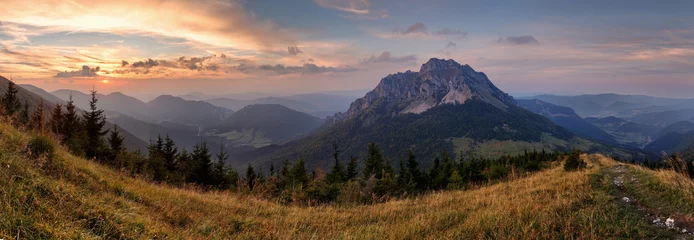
[176,148,192,182]
[162,135,178,173]
[363,142,384,179]
[448,169,464,189]
[2,81,21,116]
[191,142,213,186]
[214,143,230,188]
[326,144,346,184]
[19,101,30,126]
[48,103,63,137]
[31,99,45,134]
[290,158,308,188]
[346,156,358,180]
[82,88,107,159]
[62,94,81,143]
[148,137,167,182]
[269,164,276,177]
[405,150,424,190]
[107,125,125,163]
[246,164,257,191]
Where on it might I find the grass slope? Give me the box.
[2,121,693,239]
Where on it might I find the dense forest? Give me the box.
[2,80,692,205]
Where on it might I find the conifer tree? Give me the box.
[346,156,358,180]
[107,125,124,162]
[48,103,63,137]
[246,164,257,191]
[448,169,464,189]
[82,89,107,159]
[62,94,80,143]
[31,99,46,134]
[2,81,21,116]
[290,158,308,188]
[363,142,384,179]
[162,135,178,173]
[326,144,346,184]
[19,100,30,125]
[214,143,230,188]
[191,142,213,186]
[405,150,424,190]
[176,148,192,181]
[148,136,167,181]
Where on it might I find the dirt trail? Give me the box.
[605,164,694,239]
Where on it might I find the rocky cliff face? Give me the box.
[338,58,515,121]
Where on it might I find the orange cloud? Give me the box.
[0,0,296,50]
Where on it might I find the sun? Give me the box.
[101,79,110,84]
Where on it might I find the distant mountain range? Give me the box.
[206,104,324,147]
[525,94,694,118]
[517,99,618,145]
[5,78,149,152]
[51,90,233,129]
[234,58,636,169]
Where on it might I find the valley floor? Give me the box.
[2,122,694,239]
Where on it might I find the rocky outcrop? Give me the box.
[338,58,515,121]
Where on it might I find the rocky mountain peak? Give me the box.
[334,58,516,123]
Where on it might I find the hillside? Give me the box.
[208,104,324,147]
[1,77,148,152]
[585,116,661,149]
[529,94,694,118]
[517,99,618,145]
[2,119,694,238]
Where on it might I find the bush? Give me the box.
[564,149,586,171]
[27,135,55,159]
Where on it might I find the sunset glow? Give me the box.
[0,0,693,99]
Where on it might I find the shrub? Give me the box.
[27,135,55,159]
[564,149,586,171]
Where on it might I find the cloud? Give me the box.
[288,45,302,55]
[112,54,355,77]
[314,0,388,19]
[361,51,416,64]
[434,29,468,39]
[0,0,296,50]
[445,41,457,48]
[253,63,357,75]
[497,36,540,45]
[53,65,100,78]
[394,22,428,36]
[380,23,467,39]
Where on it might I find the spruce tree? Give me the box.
[214,143,230,188]
[31,99,45,134]
[2,81,21,116]
[48,103,63,137]
[62,94,81,143]
[82,89,107,159]
[176,148,192,182]
[107,125,124,162]
[148,137,167,182]
[448,169,464,189]
[405,150,424,190]
[346,156,358,180]
[19,101,29,126]
[326,145,346,184]
[363,142,384,179]
[162,135,178,173]
[191,142,213,186]
[246,164,257,191]
[290,158,308,188]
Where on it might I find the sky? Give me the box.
[0,0,693,100]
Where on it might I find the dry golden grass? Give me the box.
[0,121,683,239]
